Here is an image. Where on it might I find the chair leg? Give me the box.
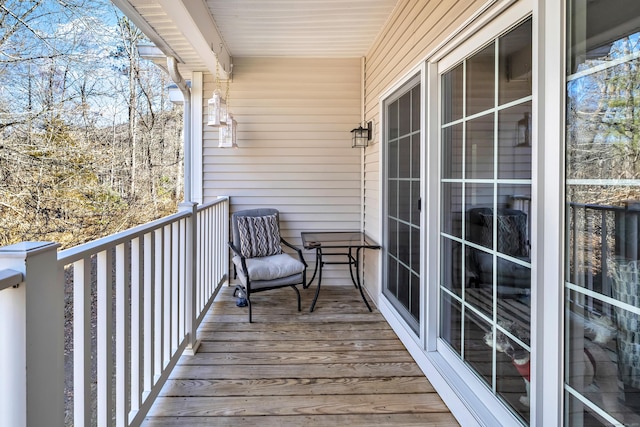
[247,293,253,323]
[292,285,301,312]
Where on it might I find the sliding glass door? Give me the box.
[438,17,533,424]
[383,76,421,333]
[565,1,640,424]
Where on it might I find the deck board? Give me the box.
[143,284,458,426]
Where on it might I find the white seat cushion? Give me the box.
[233,253,305,281]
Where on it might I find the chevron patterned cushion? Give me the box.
[237,214,283,258]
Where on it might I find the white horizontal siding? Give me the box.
[362,0,488,298]
[202,57,363,284]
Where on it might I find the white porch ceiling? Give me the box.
[206,0,398,57]
[112,0,399,77]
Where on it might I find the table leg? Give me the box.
[347,247,358,289]
[304,247,320,289]
[354,247,372,312]
[309,248,323,312]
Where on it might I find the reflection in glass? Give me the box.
[399,91,411,137]
[498,185,531,258]
[398,222,410,267]
[496,257,531,317]
[388,101,398,139]
[442,63,464,124]
[495,320,531,422]
[498,17,532,104]
[464,310,493,387]
[566,3,640,423]
[399,180,410,223]
[385,79,421,332]
[441,182,463,238]
[399,136,411,179]
[466,246,493,317]
[441,291,462,354]
[439,16,532,425]
[567,60,640,182]
[498,102,533,180]
[388,218,397,257]
[442,124,463,179]
[566,290,640,426]
[398,263,410,308]
[466,113,495,180]
[411,272,419,319]
[388,180,398,218]
[387,255,397,296]
[467,43,496,116]
[441,237,462,295]
[465,183,494,250]
[566,394,617,427]
[388,139,398,178]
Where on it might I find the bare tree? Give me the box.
[0,0,184,248]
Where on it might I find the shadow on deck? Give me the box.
[143,284,458,426]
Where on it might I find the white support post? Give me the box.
[180,201,200,355]
[0,242,63,427]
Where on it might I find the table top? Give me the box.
[301,231,380,250]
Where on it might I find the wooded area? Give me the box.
[0,0,183,249]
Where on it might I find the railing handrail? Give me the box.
[0,268,23,291]
[570,201,640,213]
[58,210,190,265]
[197,195,229,213]
[59,197,230,266]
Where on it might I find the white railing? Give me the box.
[0,196,229,427]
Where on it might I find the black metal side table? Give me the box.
[301,231,380,312]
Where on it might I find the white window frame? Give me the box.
[379,0,569,425]
[430,5,536,426]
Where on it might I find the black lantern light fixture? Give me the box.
[515,112,531,147]
[351,121,372,148]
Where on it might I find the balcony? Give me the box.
[143,285,455,426]
[0,196,456,427]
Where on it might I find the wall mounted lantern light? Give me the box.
[218,113,238,148]
[515,112,531,147]
[351,121,372,148]
[207,88,227,127]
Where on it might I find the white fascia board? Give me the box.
[111,0,183,63]
[158,0,231,79]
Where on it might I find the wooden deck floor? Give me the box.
[143,284,458,426]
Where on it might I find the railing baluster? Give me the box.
[97,249,113,427]
[116,243,131,426]
[73,257,92,426]
[163,224,172,366]
[1,197,229,427]
[130,237,143,418]
[143,231,155,396]
[154,228,163,381]
[171,220,179,353]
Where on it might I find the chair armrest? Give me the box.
[281,238,308,267]
[228,241,242,257]
[228,242,250,280]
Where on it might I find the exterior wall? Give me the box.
[362,0,488,300]
[202,57,363,284]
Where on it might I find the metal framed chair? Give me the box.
[229,208,307,322]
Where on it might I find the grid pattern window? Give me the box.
[439,17,533,424]
[384,78,421,333]
[565,1,640,425]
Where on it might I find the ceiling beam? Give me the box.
[157,0,231,79]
